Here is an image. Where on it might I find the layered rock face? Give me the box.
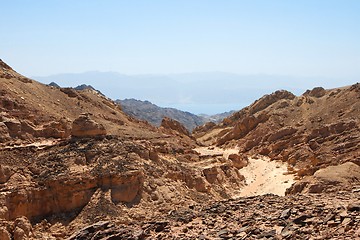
[0,135,245,238]
[195,85,360,178]
[286,162,360,194]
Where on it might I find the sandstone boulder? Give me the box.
[60,87,79,98]
[0,122,10,142]
[228,154,248,169]
[304,87,326,98]
[41,118,71,138]
[71,113,106,138]
[286,162,360,194]
[267,127,297,142]
[0,165,12,184]
[14,217,32,239]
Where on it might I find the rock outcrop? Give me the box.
[228,153,248,169]
[160,117,190,136]
[116,99,233,131]
[195,85,360,176]
[71,113,106,137]
[286,162,360,194]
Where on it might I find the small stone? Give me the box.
[347,203,360,212]
[218,229,228,237]
[293,215,311,225]
[323,213,335,224]
[280,208,291,219]
[339,211,348,218]
[281,229,293,238]
[13,227,25,240]
[327,220,339,227]
[258,230,276,238]
[342,217,352,226]
[198,234,206,240]
[238,226,248,233]
[237,232,247,238]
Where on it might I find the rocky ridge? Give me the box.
[194,86,360,194]
[116,98,234,131]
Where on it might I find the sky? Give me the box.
[1,1,360,113]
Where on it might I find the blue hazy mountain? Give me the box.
[33,71,354,114]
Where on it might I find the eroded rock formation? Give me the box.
[71,113,106,137]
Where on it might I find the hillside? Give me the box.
[0,59,247,239]
[194,85,360,193]
[116,99,204,131]
[116,98,233,131]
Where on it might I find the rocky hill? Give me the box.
[116,98,233,131]
[194,85,360,193]
[1,58,360,239]
[0,59,245,239]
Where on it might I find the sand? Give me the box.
[194,146,295,197]
[237,156,295,197]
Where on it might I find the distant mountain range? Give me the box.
[46,80,235,130]
[33,71,355,115]
[116,98,234,131]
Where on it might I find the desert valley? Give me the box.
[0,59,359,239]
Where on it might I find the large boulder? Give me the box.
[41,118,71,138]
[228,154,248,169]
[0,165,12,184]
[303,87,326,98]
[71,113,106,138]
[0,122,10,142]
[286,162,360,194]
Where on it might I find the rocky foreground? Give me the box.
[63,190,360,240]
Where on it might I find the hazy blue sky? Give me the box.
[1,1,360,114]
[1,0,359,78]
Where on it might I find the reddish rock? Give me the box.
[286,162,360,194]
[0,228,11,240]
[71,113,106,137]
[267,127,297,142]
[250,90,295,114]
[0,122,10,142]
[40,118,71,138]
[203,167,219,184]
[160,117,190,136]
[228,154,248,169]
[0,165,12,184]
